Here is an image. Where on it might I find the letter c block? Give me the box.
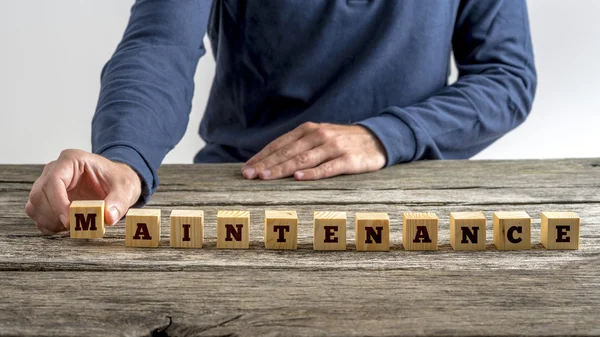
[126,208,161,248]
[493,211,531,250]
[69,200,105,239]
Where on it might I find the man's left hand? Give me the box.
[242,122,387,180]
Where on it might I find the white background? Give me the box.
[1,0,598,164]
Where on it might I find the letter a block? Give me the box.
[493,211,531,250]
[402,212,438,251]
[217,210,250,249]
[264,210,298,250]
[126,209,161,248]
[450,212,486,251]
[540,212,580,250]
[313,211,347,251]
[170,210,204,248]
[69,200,105,239]
[355,212,390,251]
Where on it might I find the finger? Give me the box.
[258,143,340,180]
[294,156,350,181]
[42,177,71,229]
[104,187,139,226]
[243,122,318,169]
[36,222,66,235]
[27,192,67,233]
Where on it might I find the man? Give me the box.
[26,0,537,234]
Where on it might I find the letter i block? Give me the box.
[217,210,250,249]
[402,212,438,251]
[264,210,298,250]
[313,211,347,251]
[355,212,390,251]
[540,212,580,250]
[493,211,531,250]
[69,200,105,238]
[126,209,161,248]
[170,210,204,248]
[450,212,486,251]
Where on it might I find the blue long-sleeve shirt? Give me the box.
[92,0,537,204]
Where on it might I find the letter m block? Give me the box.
[69,200,105,239]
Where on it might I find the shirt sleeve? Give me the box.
[92,0,212,206]
[357,0,537,166]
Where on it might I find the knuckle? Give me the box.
[278,145,292,159]
[301,121,317,130]
[296,152,312,165]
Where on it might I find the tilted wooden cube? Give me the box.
[355,212,390,251]
[264,210,298,250]
[402,212,438,251]
[126,209,161,248]
[69,200,105,239]
[450,212,486,251]
[170,210,204,248]
[541,212,580,250]
[217,210,250,249]
[493,211,531,250]
[313,211,347,251]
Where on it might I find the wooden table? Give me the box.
[1,159,599,336]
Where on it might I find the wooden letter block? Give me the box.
[541,212,580,250]
[355,212,390,251]
[493,211,531,250]
[126,209,161,248]
[69,200,105,239]
[217,210,250,249]
[450,212,486,251]
[170,210,204,248]
[313,211,347,251]
[264,210,298,250]
[402,212,438,251]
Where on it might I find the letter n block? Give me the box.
[170,210,204,248]
[450,212,486,251]
[402,212,438,251]
[493,211,531,250]
[355,212,390,251]
[69,200,105,239]
[313,211,347,251]
[264,210,298,250]
[540,212,580,250]
[126,209,161,248]
[217,210,250,249]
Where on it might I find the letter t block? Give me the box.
[313,211,347,251]
[355,212,390,251]
[493,211,531,250]
[264,210,298,250]
[450,212,486,251]
[402,212,438,251]
[69,200,105,239]
[217,210,250,249]
[540,212,580,250]
[170,210,204,248]
[126,209,161,248]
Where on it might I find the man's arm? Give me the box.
[93,0,211,204]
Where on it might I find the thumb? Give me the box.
[104,187,138,226]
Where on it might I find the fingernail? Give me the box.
[295,171,304,180]
[242,167,255,179]
[261,170,271,178]
[109,207,119,225]
[59,214,68,229]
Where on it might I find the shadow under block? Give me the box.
[264,210,298,250]
[170,210,204,248]
[355,212,390,251]
[217,210,250,249]
[69,200,105,239]
[125,209,161,248]
[540,212,580,250]
[313,211,347,251]
[402,212,438,251]
[449,212,486,251]
[493,211,531,250]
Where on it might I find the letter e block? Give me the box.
[450,212,486,251]
[402,212,438,251]
[264,210,298,250]
[540,212,580,250]
[170,210,204,248]
[126,209,161,248]
[217,210,250,249]
[70,200,105,239]
[493,211,531,250]
[313,211,347,251]
[355,212,390,251]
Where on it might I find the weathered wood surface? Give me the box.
[1,159,599,336]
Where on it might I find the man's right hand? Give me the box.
[25,149,142,235]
